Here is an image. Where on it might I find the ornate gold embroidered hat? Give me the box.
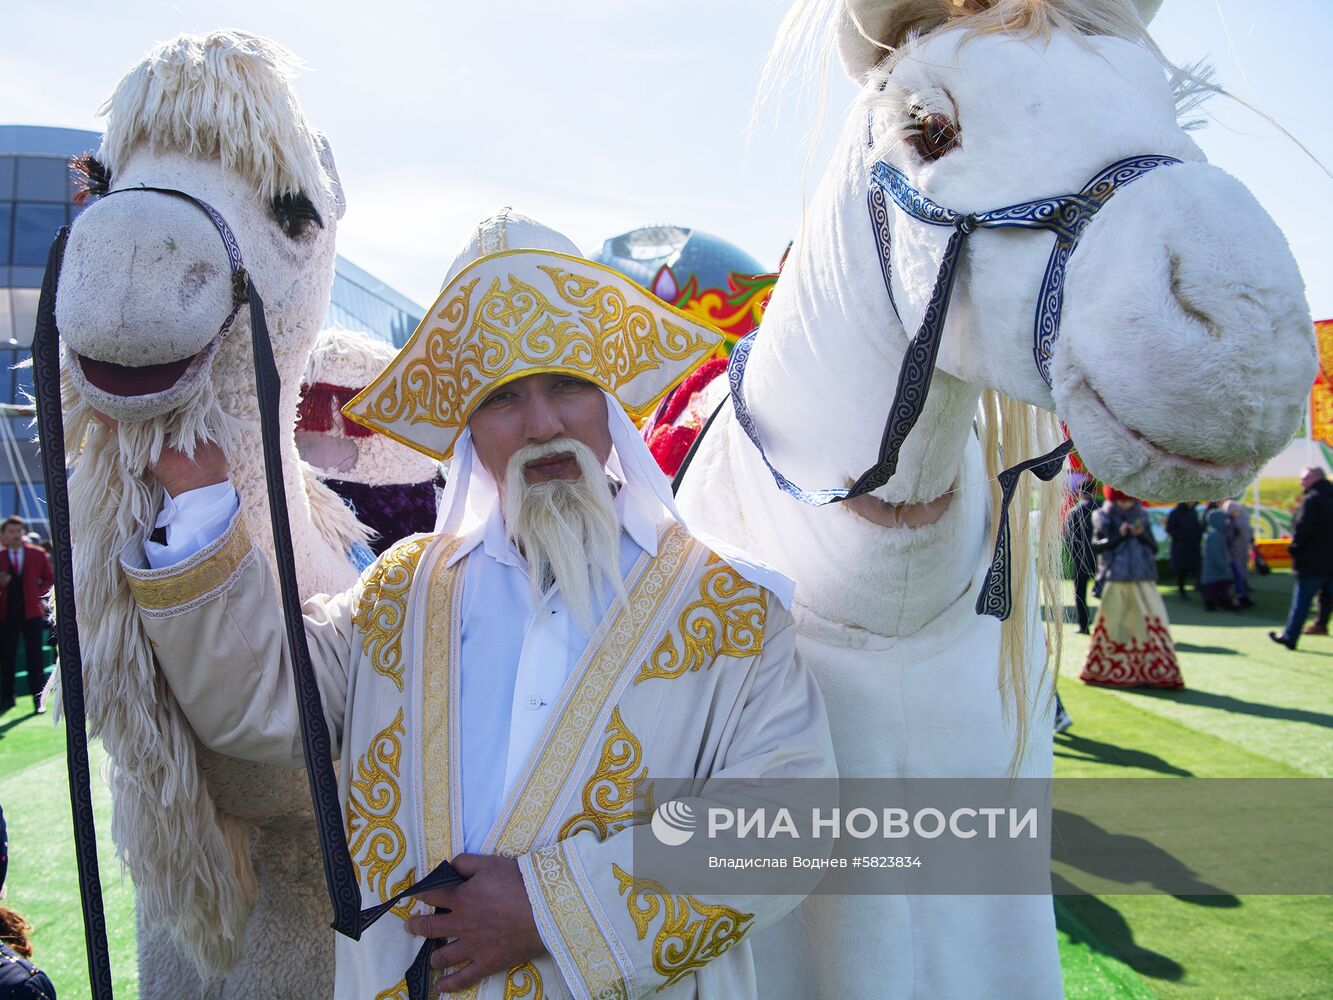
[342,226,724,461]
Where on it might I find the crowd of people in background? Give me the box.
[1165,498,1255,612]
[1058,465,1333,694]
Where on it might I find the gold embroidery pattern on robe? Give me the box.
[503,962,544,999]
[352,536,432,691]
[494,523,695,854]
[346,709,410,910]
[412,539,477,999]
[387,867,419,922]
[612,864,755,993]
[557,708,651,843]
[526,844,632,1000]
[123,517,254,616]
[493,529,697,999]
[373,981,408,1000]
[635,553,766,684]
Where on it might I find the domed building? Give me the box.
[592,225,766,303]
[594,226,784,475]
[592,225,780,360]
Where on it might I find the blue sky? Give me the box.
[5,0,1330,318]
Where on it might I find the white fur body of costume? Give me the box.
[678,3,1314,997]
[50,32,374,995]
[297,326,442,488]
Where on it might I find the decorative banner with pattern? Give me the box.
[1310,320,1333,445]
[651,265,779,357]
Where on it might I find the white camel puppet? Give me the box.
[676,1,1315,997]
[296,327,442,556]
[50,31,393,996]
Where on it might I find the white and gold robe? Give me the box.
[122,512,835,999]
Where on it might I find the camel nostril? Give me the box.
[1168,253,1223,340]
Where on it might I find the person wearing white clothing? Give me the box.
[117,211,836,999]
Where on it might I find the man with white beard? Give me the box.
[118,211,836,999]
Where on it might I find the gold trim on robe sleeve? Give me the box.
[121,515,255,618]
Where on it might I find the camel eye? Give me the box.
[70,153,112,203]
[905,113,959,161]
[271,192,323,239]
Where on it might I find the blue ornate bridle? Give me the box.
[727,138,1182,619]
[32,186,460,1000]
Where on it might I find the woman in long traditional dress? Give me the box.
[1081,487,1184,688]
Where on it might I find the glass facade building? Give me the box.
[0,124,423,536]
[329,253,423,349]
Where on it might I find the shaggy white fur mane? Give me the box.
[53,29,360,985]
[57,377,258,972]
[98,29,330,201]
[304,325,403,389]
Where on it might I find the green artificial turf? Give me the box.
[0,710,138,999]
[1,568,1328,998]
[1051,568,1332,999]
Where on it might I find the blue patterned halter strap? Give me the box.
[727,151,1180,619]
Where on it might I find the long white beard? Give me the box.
[502,438,625,632]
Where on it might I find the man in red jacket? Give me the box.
[0,517,54,714]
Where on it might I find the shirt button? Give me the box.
[524,695,542,711]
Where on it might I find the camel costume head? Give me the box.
[51,30,375,989]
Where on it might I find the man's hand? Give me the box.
[149,440,229,496]
[91,409,229,495]
[406,853,546,993]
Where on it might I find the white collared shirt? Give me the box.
[145,480,661,852]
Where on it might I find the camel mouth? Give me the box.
[1073,376,1244,477]
[75,352,202,397]
[65,333,226,420]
